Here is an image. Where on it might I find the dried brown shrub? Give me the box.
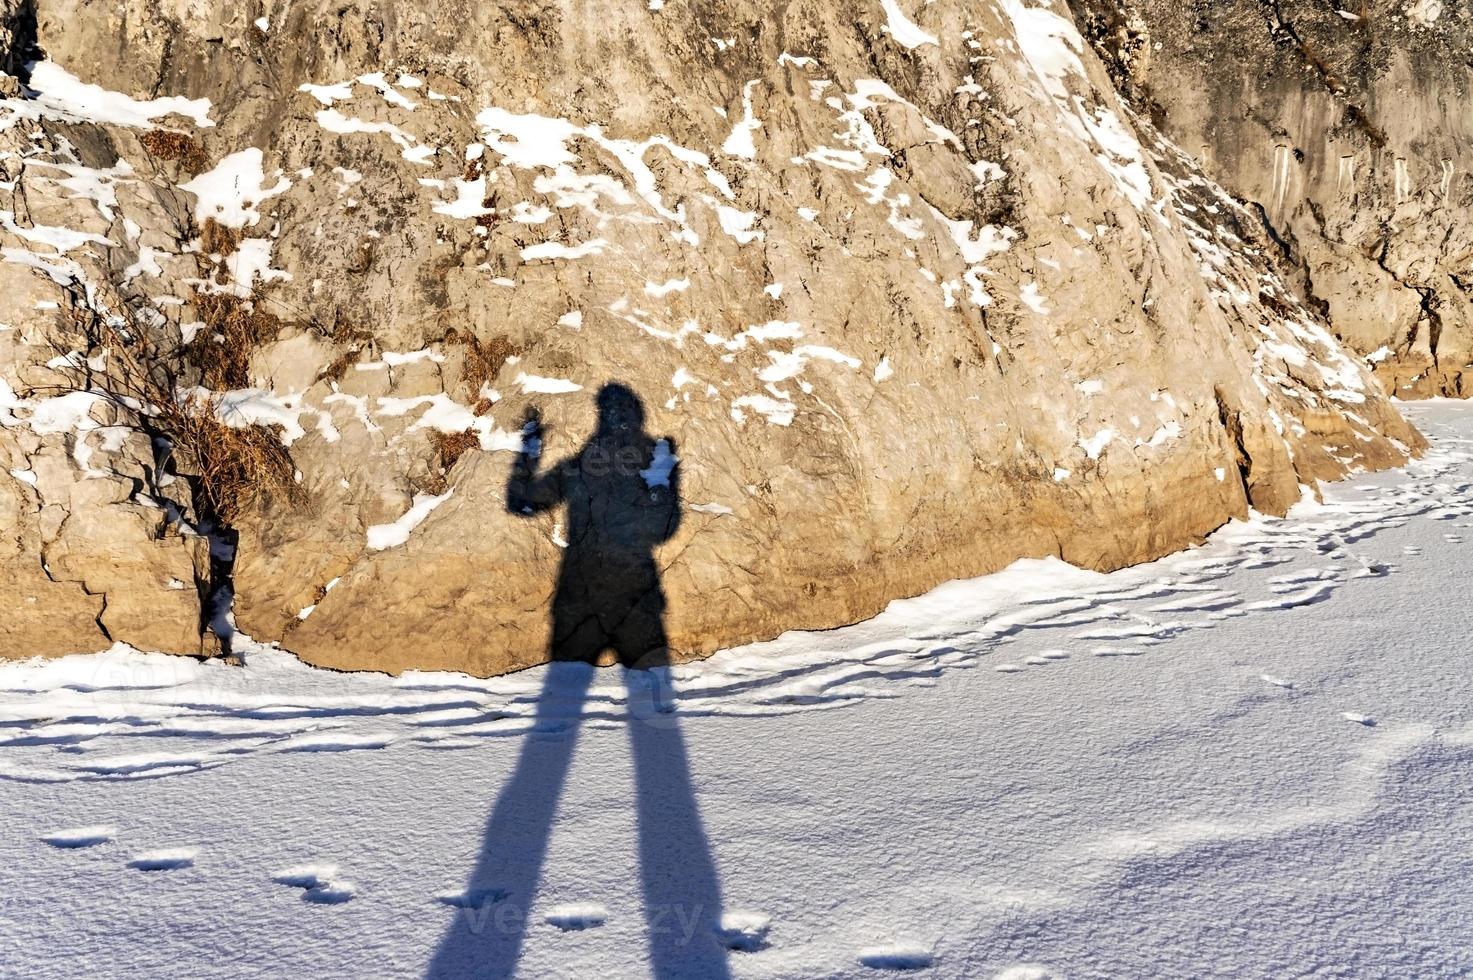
[140,128,209,174]
[430,429,479,473]
[306,311,374,382]
[200,218,242,256]
[189,293,282,390]
[168,406,303,524]
[445,328,520,394]
[57,304,302,525]
[319,348,358,382]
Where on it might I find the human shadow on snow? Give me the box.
[426,382,731,979]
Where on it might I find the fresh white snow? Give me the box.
[365,490,454,550]
[878,0,939,49]
[721,80,762,159]
[179,150,291,229]
[515,373,583,395]
[24,61,214,128]
[2,402,1472,977]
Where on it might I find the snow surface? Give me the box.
[24,61,214,129]
[366,490,455,551]
[2,401,1472,977]
[721,81,762,159]
[179,149,291,229]
[878,0,939,49]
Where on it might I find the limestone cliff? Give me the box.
[0,0,1431,673]
[1071,0,1473,397]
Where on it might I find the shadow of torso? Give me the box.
[509,401,681,668]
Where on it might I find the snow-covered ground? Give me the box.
[4,402,1473,978]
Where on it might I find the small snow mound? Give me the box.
[515,373,582,395]
[302,880,356,904]
[859,942,934,970]
[543,902,607,930]
[128,848,196,871]
[993,966,1060,980]
[272,864,338,889]
[435,886,508,909]
[717,911,772,951]
[274,863,355,903]
[42,825,115,849]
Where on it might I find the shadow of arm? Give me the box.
[506,408,567,515]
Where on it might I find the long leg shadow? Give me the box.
[626,667,731,978]
[425,666,731,979]
[425,661,593,979]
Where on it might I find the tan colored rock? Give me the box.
[0,0,1440,674]
[1078,0,1473,398]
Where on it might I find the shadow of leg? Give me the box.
[426,661,594,979]
[625,667,732,980]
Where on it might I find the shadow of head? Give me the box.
[595,381,644,434]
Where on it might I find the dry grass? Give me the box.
[188,293,281,390]
[140,129,209,174]
[55,303,302,526]
[430,429,479,473]
[199,218,242,257]
[318,348,359,382]
[167,403,302,524]
[444,328,520,395]
[308,310,373,381]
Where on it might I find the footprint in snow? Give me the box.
[858,943,935,971]
[543,902,607,930]
[1260,675,1295,690]
[994,966,1060,980]
[128,848,196,871]
[42,825,115,849]
[303,881,356,904]
[1092,647,1146,658]
[1341,713,1377,727]
[435,886,510,909]
[717,911,771,952]
[273,864,356,904]
[994,664,1025,674]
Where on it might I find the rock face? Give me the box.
[0,0,1434,673]
[1070,0,1473,398]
